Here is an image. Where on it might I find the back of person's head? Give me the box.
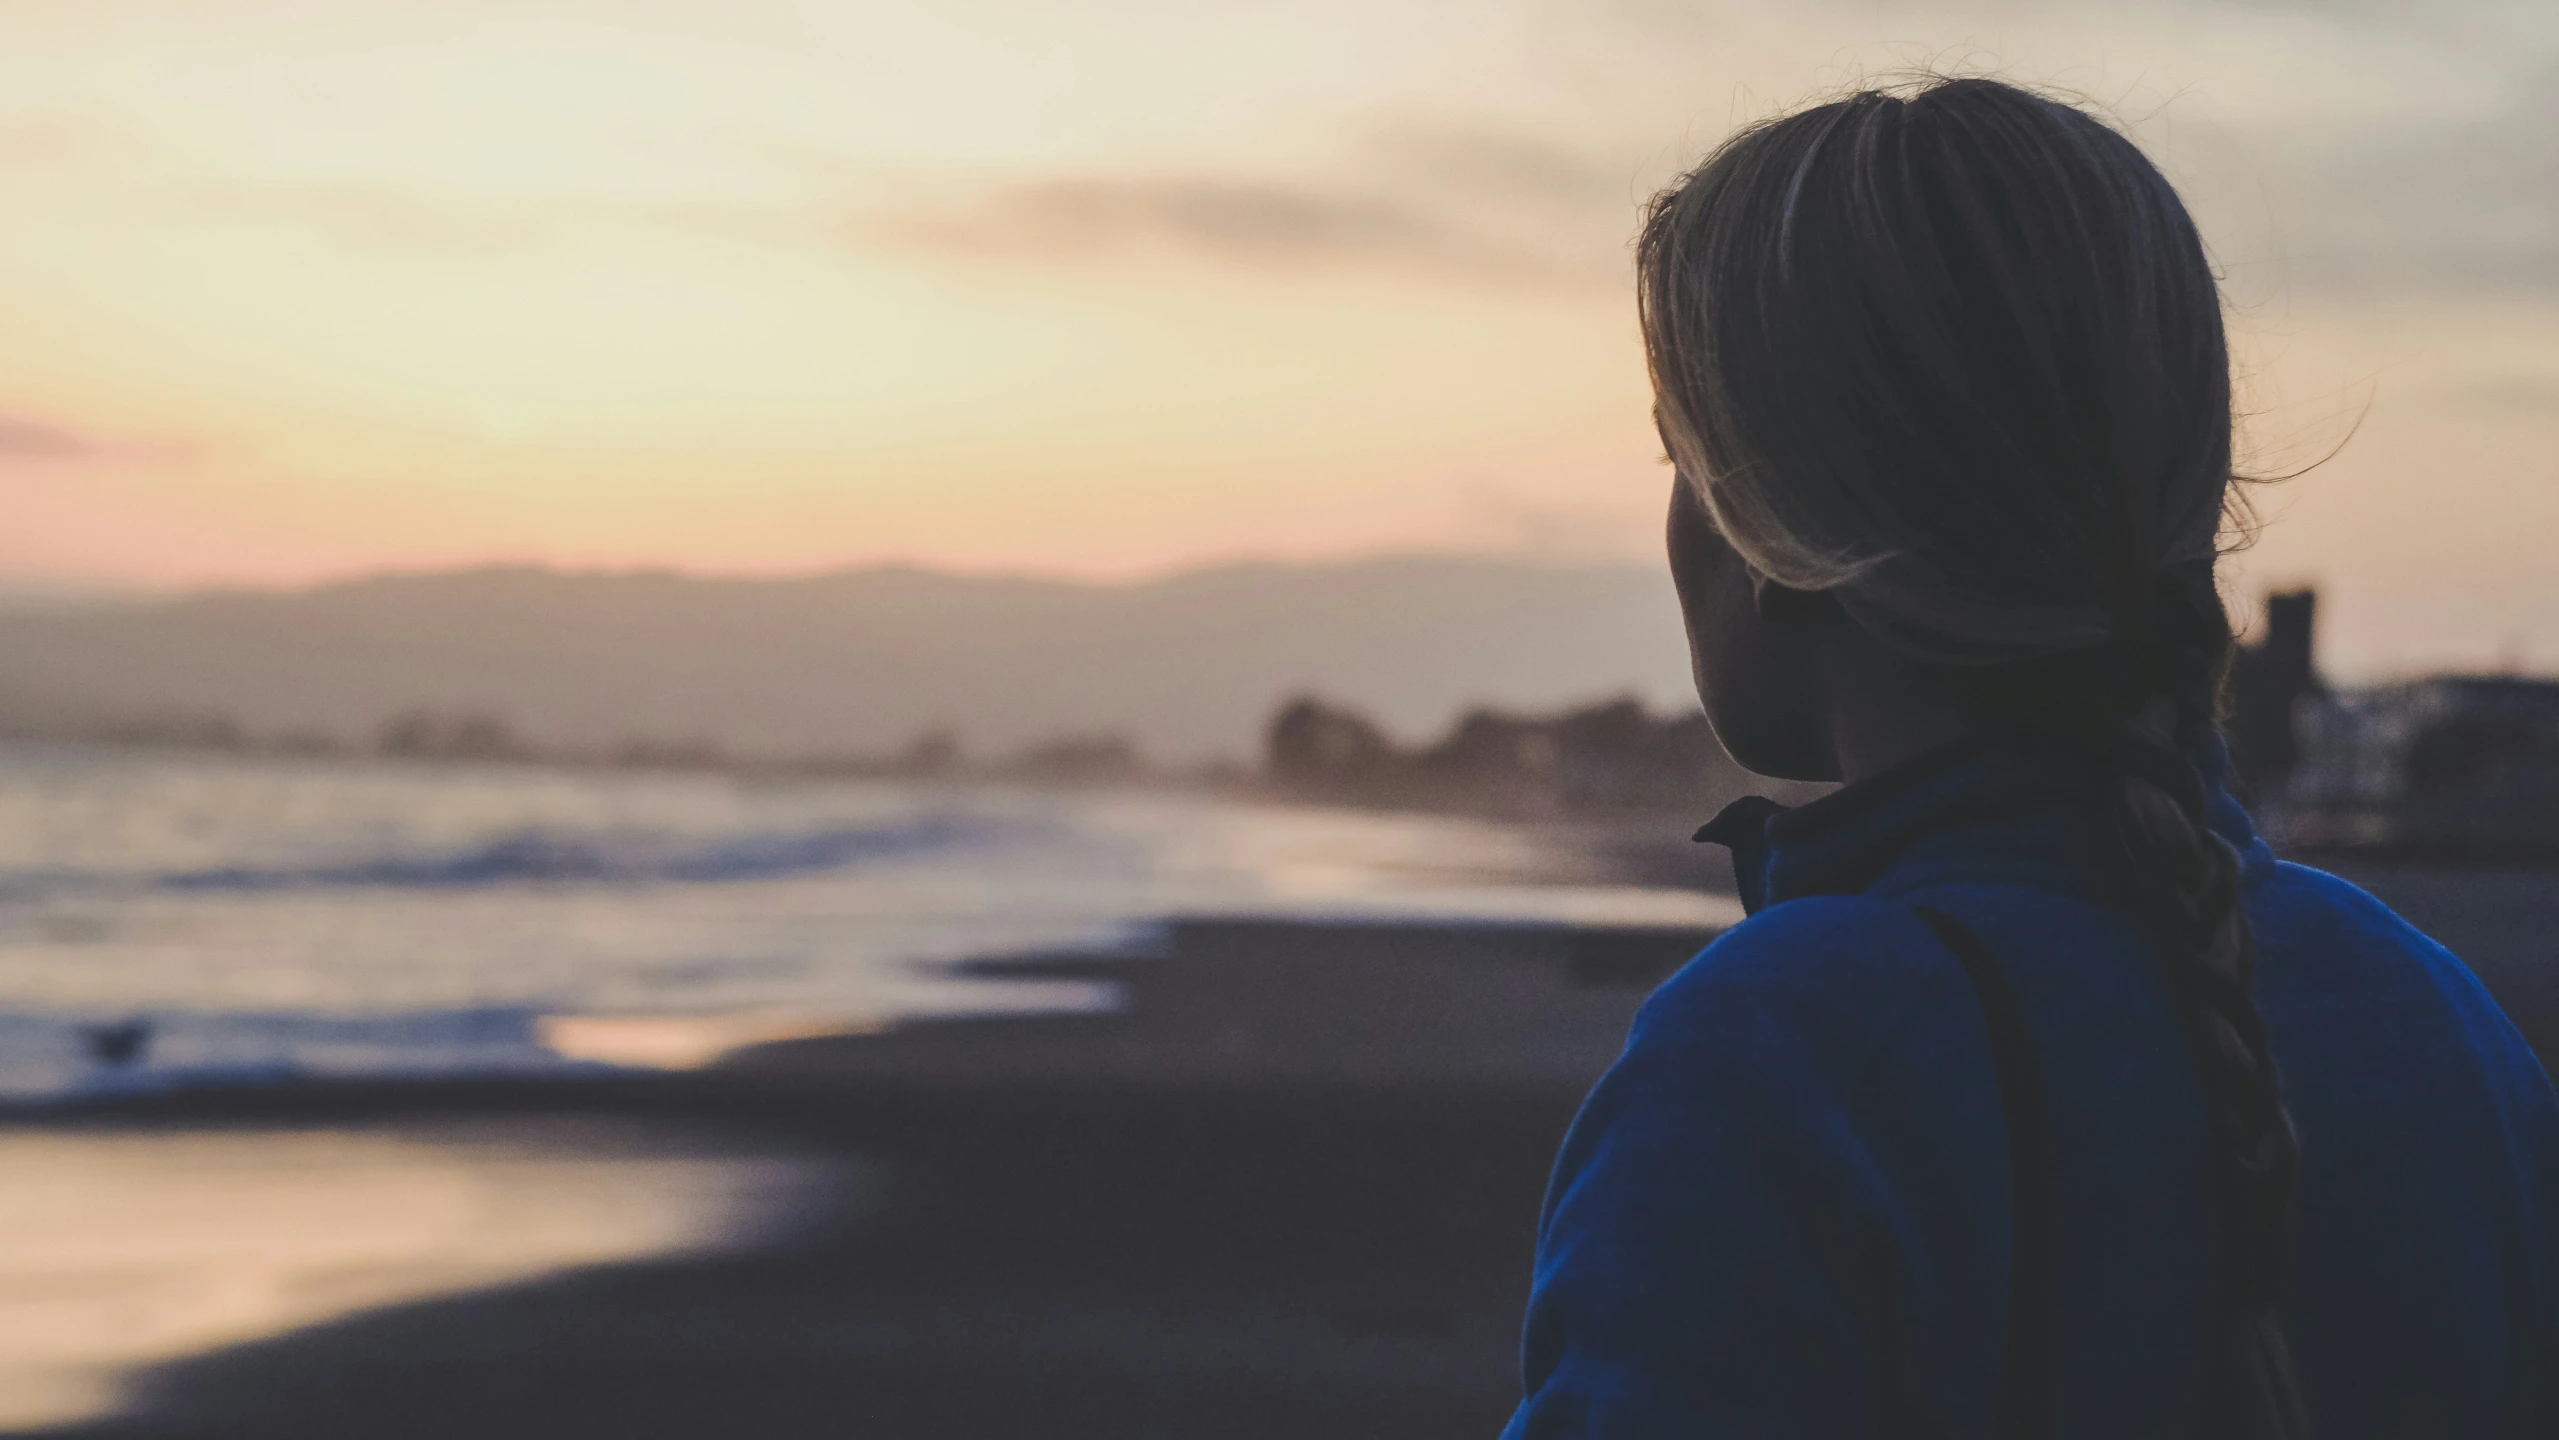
[1639,76,2305,1435]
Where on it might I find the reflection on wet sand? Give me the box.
[0,1122,843,1431]
[4,917,1684,1440]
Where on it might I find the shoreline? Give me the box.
[10,912,1720,1123]
[6,913,1683,1439]
[3,863,2551,1437]
[12,852,2554,1129]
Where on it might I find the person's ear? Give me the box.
[1751,574,1828,625]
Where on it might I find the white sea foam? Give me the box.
[0,742,1735,1098]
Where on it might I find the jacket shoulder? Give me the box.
[2255,859,2557,1093]
[1630,894,1967,1070]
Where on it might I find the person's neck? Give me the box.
[1817,630,1981,786]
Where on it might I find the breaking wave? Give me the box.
[150,815,1018,892]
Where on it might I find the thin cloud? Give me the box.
[1365,123,1634,209]
[2281,69,2559,295]
[0,413,94,460]
[181,178,801,260]
[868,172,1600,282]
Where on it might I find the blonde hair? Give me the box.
[1641,77,2304,1436]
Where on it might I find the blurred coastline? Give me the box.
[1,569,2551,862]
[0,730,2549,1437]
[0,730,1740,1437]
[0,736,1740,1104]
[4,849,2553,1439]
[0,580,2552,1436]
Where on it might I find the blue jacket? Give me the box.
[1505,736,2559,1437]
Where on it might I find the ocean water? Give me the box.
[0,743,1735,1099]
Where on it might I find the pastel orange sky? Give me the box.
[0,0,2552,678]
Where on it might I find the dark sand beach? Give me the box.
[4,864,2552,1440]
[3,917,1705,1440]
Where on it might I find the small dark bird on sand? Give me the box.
[81,1018,151,1067]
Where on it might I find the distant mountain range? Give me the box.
[0,558,1701,761]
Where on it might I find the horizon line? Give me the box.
[0,545,1673,606]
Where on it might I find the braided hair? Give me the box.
[1637,78,2304,1433]
[2108,570,2303,1437]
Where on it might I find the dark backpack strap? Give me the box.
[1915,906,2056,1439]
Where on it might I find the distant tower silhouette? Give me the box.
[2228,589,2320,793]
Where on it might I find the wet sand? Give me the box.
[8,1090,1585,1439]
[4,918,1703,1440]
[0,1119,842,1432]
[3,865,2552,1440]
[9,1094,1555,1440]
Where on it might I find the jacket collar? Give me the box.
[1695,732,2268,916]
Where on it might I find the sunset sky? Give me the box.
[0,0,2552,677]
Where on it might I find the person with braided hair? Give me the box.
[1506,77,2559,1438]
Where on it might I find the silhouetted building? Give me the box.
[2220,583,2559,857]
[1546,699,1733,814]
[377,707,528,761]
[2286,676,2559,858]
[1414,708,1564,813]
[1265,696,1397,798]
[897,728,964,777]
[2227,588,2322,795]
[1009,733,1145,784]
[611,733,728,769]
[1264,692,1773,819]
